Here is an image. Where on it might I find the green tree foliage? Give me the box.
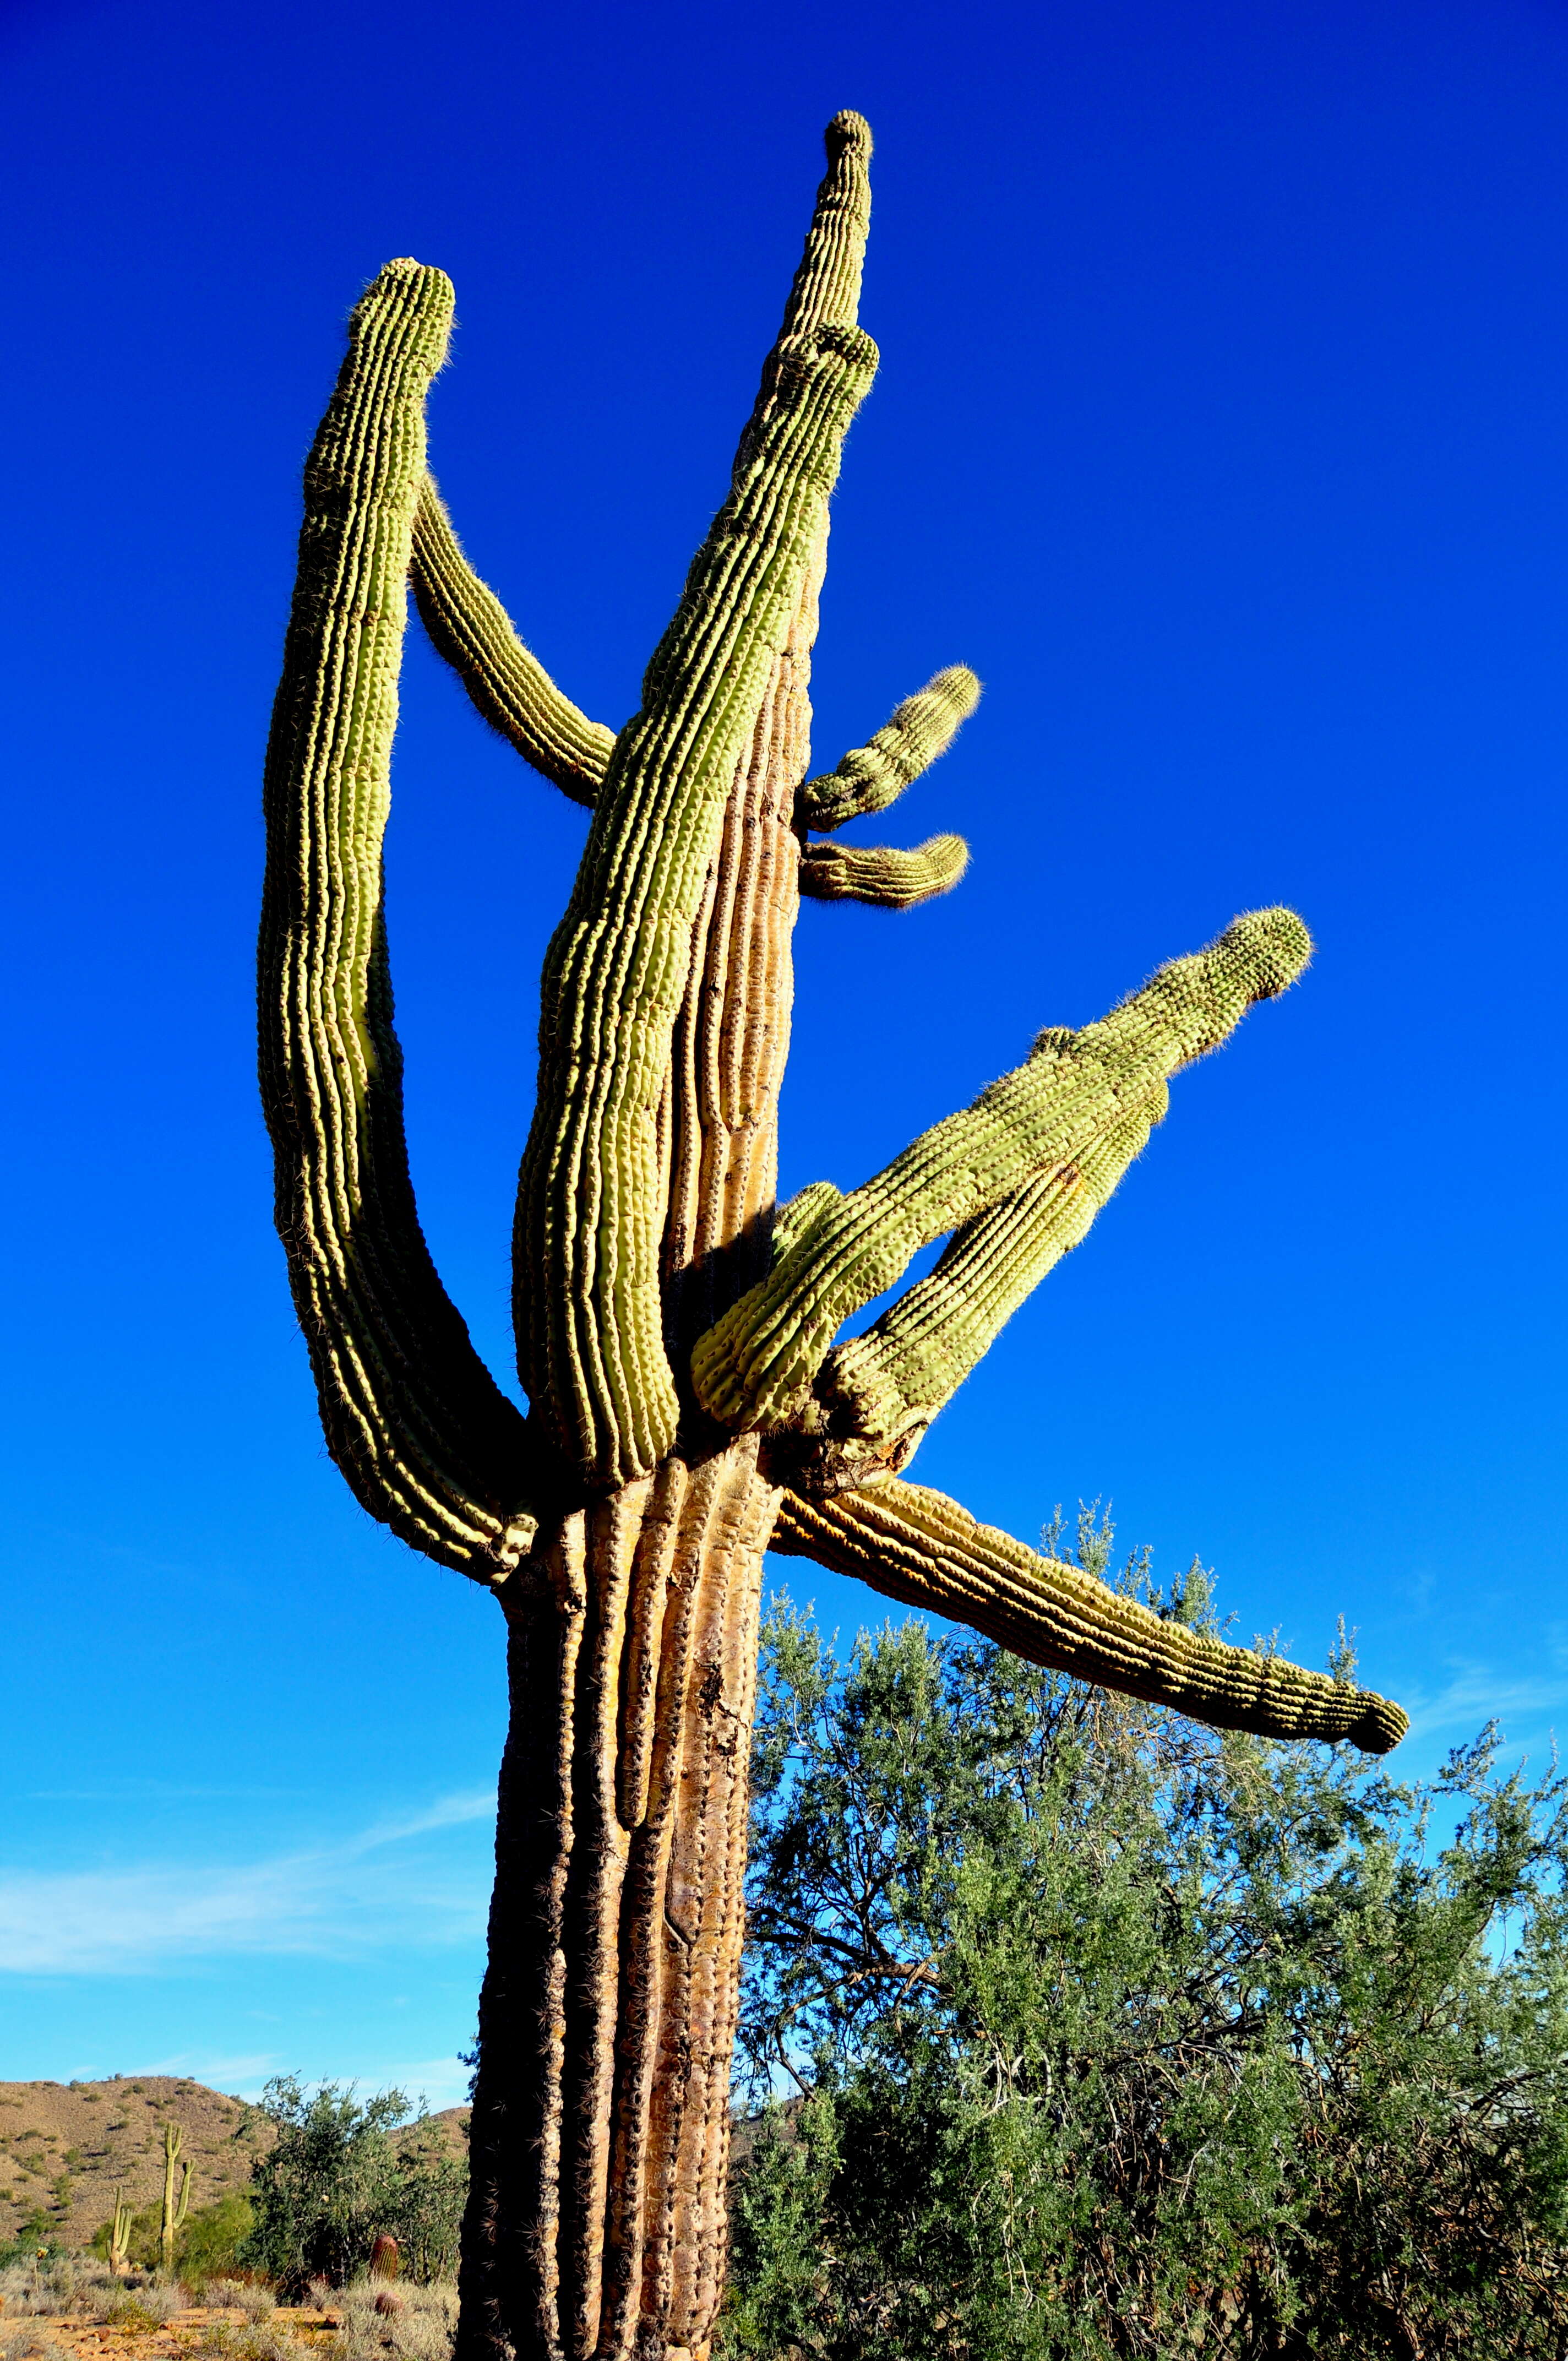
[723,1519,1568,2359]
[241,2080,464,2293]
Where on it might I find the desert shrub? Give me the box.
[242,2082,464,2294]
[723,1533,1568,2359]
[179,2195,257,2286]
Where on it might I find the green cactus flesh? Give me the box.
[255,110,1407,2361]
[410,474,614,807]
[798,663,980,831]
[691,906,1311,1433]
[773,1478,1409,1754]
[258,259,540,1580]
[514,119,878,1489]
[798,829,970,906]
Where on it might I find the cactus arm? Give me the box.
[797,665,979,832]
[798,831,969,907]
[772,1477,1408,1753]
[782,1094,1164,1492]
[693,907,1309,1431]
[259,259,541,1583]
[410,475,615,807]
[516,113,877,1488]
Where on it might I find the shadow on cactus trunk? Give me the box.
[258,109,1407,2361]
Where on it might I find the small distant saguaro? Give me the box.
[259,111,1406,2361]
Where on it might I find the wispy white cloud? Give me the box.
[0,1791,496,1976]
[1403,1663,1568,1745]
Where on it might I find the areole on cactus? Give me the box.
[259,109,1407,2361]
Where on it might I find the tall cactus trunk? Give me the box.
[456,560,813,2361]
[460,1445,778,2361]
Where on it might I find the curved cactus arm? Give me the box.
[799,831,968,907]
[693,907,1309,1431]
[798,665,979,832]
[772,1478,1408,1753]
[516,113,878,1489]
[783,1094,1164,1493]
[410,475,616,808]
[259,259,541,1584]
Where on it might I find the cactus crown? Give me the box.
[259,112,1406,1755]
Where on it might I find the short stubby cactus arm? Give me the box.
[410,474,615,807]
[773,1478,1409,1753]
[799,830,969,907]
[258,259,541,1583]
[693,906,1310,1432]
[798,664,979,831]
[516,113,877,1489]
[781,1094,1166,1493]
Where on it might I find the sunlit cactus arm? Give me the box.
[516,112,877,1489]
[772,1477,1409,1754]
[783,1093,1164,1492]
[799,830,968,907]
[258,259,540,1583]
[798,663,979,831]
[693,905,1310,1432]
[410,474,615,807]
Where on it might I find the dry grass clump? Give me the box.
[192,2323,302,2361]
[99,2280,188,2329]
[1,2326,72,2361]
[330,2282,456,2361]
[200,2282,275,2325]
[0,2259,119,2320]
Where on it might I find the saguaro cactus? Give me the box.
[259,112,1406,2361]
[158,2123,190,2276]
[108,2186,133,2277]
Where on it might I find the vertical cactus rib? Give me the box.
[798,829,970,906]
[516,119,877,1490]
[784,1092,1166,1492]
[259,259,540,1582]
[692,907,1311,1432]
[797,663,981,833]
[411,475,616,807]
[772,1478,1410,1753]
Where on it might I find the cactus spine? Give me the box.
[259,111,1406,2361]
[158,2125,190,2276]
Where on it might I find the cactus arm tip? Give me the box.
[799,831,969,907]
[799,665,981,833]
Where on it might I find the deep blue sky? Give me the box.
[2,0,1564,2106]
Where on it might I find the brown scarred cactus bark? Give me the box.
[258,113,1407,2361]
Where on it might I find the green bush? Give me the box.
[177,2194,256,2284]
[723,1521,1568,2359]
[241,2079,463,2293]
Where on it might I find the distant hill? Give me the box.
[0,2079,471,2251]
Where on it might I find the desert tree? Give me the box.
[259,111,1406,2361]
